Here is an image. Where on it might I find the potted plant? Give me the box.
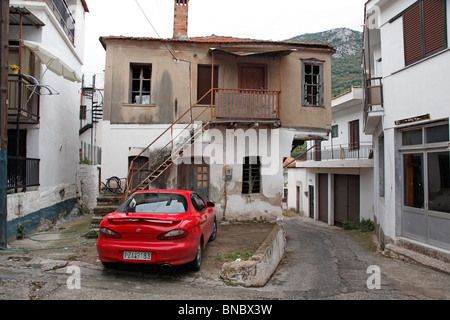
[10,64,20,74]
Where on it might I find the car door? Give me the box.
[191,193,212,239]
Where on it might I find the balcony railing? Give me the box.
[213,89,280,120]
[8,74,40,124]
[7,157,40,191]
[306,143,373,161]
[365,77,383,110]
[49,0,75,42]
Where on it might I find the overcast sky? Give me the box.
[82,0,366,75]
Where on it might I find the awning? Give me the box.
[209,48,296,57]
[22,40,81,83]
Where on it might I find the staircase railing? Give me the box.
[122,89,214,200]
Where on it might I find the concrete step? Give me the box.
[93,205,118,215]
[96,195,123,206]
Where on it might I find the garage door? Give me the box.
[334,175,360,226]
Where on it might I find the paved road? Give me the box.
[0,216,449,302]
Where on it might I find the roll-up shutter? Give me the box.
[423,0,447,55]
[403,0,447,66]
[403,2,423,65]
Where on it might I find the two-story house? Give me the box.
[363,0,450,252]
[6,0,87,239]
[284,86,374,226]
[98,0,335,222]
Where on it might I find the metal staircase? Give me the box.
[122,89,214,200]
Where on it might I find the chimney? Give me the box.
[173,0,189,39]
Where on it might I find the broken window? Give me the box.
[302,61,323,106]
[242,156,261,194]
[130,64,152,104]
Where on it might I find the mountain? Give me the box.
[286,27,363,98]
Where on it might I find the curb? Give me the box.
[385,241,450,275]
[220,221,285,287]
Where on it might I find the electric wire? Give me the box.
[134,0,178,61]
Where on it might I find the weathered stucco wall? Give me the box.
[102,39,332,129]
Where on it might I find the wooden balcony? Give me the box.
[8,74,40,124]
[213,89,280,121]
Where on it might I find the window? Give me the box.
[403,0,447,65]
[196,165,209,188]
[118,193,188,214]
[331,125,339,138]
[349,120,360,150]
[302,61,324,106]
[79,105,87,120]
[403,153,424,209]
[242,156,261,194]
[402,123,449,146]
[379,135,385,197]
[191,193,207,212]
[130,64,152,104]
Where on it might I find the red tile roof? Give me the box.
[99,35,335,52]
[81,0,89,12]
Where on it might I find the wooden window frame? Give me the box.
[302,61,324,107]
[130,64,152,105]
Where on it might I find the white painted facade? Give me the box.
[364,0,450,251]
[7,0,87,238]
[286,87,374,225]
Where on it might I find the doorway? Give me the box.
[400,122,450,249]
[334,174,360,226]
[239,64,266,90]
[178,160,210,201]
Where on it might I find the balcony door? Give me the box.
[239,64,266,90]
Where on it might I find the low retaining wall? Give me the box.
[221,221,285,287]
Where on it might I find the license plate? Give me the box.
[123,251,152,261]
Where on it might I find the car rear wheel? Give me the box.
[187,240,202,271]
[209,218,217,242]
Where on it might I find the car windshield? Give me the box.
[118,193,188,214]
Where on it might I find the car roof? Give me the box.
[133,189,193,196]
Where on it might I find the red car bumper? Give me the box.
[96,238,198,266]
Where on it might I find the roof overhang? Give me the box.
[209,48,296,57]
[9,6,45,28]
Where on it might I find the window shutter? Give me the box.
[403,2,423,65]
[423,0,447,55]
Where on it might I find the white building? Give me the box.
[285,86,374,226]
[6,0,88,239]
[363,0,450,252]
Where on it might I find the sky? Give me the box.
[82,0,367,75]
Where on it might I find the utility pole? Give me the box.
[0,0,9,248]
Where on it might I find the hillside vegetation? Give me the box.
[286,27,363,97]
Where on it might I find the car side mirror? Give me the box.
[206,201,215,208]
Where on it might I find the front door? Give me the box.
[178,160,210,201]
[239,64,266,90]
[400,123,450,250]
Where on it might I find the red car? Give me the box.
[96,190,217,271]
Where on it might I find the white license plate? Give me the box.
[123,251,152,261]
